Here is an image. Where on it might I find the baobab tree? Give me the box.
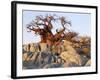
[26,14,71,46]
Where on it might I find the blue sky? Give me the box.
[23,10,91,44]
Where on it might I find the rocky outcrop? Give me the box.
[22,40,91,69]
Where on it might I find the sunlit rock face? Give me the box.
[85,59,91,66]
[59,40,82,66]
[60,51,82,66]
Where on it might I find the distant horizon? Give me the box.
[23,10,91,44]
